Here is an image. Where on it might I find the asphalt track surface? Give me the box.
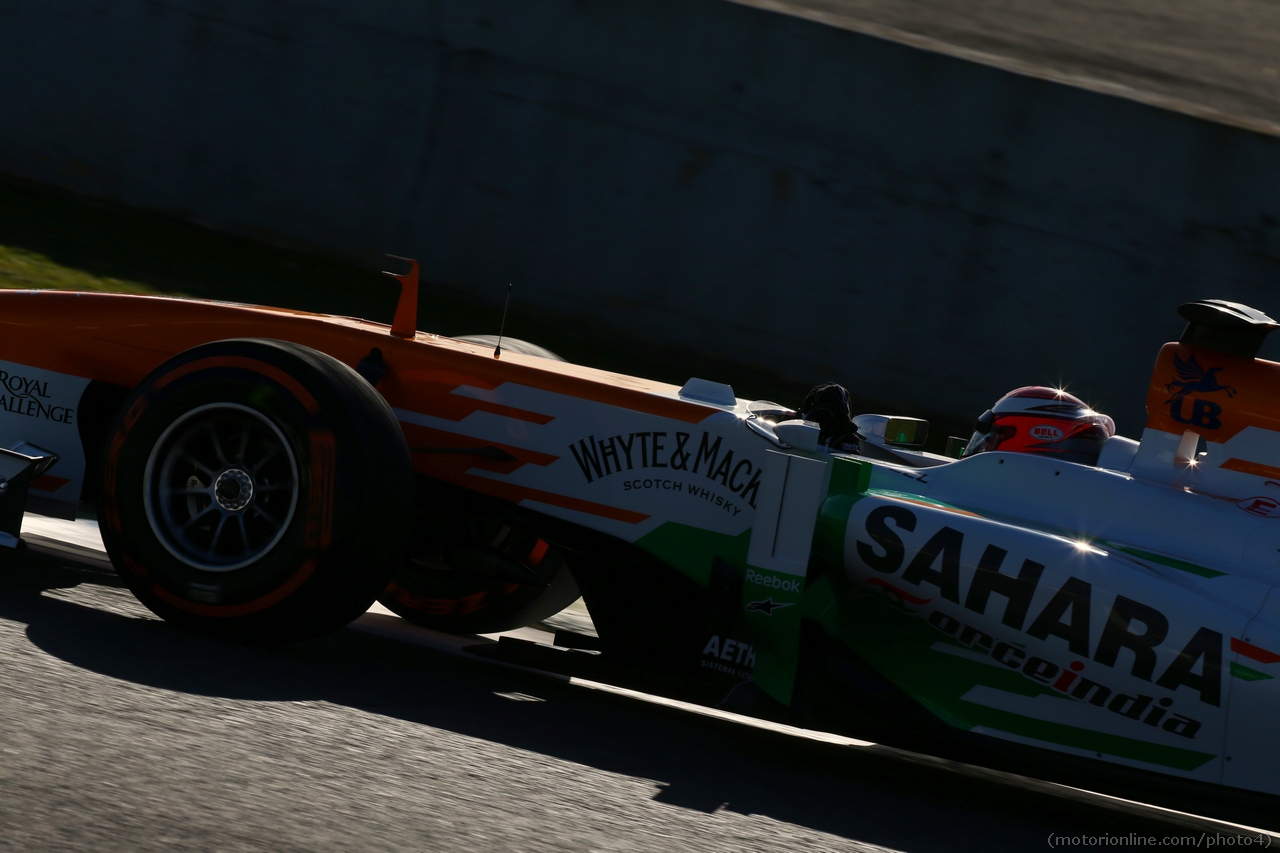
[2,520,1277,852]
[744,0,1280,133]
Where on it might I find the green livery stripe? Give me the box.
[1230,661,1274,682]
[828,456,871,496]
[915,696,978,730]
[834,592,1216,772]
[1111,545,1227,578]
[802,573,840,624]
[750,457,868,707]
[959,703,1218,771]
[742,565,805,706]
[633,458,866,708]
[634,522,751,586]
[813,457,870,571]
[634,456,870,586]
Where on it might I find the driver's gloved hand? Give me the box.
[824,427,860,453]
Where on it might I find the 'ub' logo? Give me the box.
[1166,353,1234,430]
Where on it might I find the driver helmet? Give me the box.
[800,382,858,451]
[962,386,1115,465]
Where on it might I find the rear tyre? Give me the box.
[379,498,580,635]
[100,338,413,643]
[380,335,575,634]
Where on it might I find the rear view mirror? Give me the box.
[883,417,928,447]
[852,414,930,448]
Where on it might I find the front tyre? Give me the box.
[100,339,413,643]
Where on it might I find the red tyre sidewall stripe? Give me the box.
[103,393,152,535]
[151,355,321,413]
[305,428,336,552]
[150,557,319,617]
[110,352,338,618]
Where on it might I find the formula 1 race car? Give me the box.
[1,265,1278,801]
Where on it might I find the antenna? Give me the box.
[494,283,512,359]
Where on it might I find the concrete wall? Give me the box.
[1,0,1278,433]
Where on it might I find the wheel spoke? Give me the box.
[148,403,300,571]
[180,504,218,532]
[236,425,251,465]
[208,513,230,554]
[250,446,279,474]
[178,452,217,478]
[250,503,280,530]
[205,423,228,467]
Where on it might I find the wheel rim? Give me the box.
[143,403,300,572]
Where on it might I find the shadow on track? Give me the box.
[3,569,1272,853]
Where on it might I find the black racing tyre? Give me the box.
[378,505,580,635]
[99,338,413,643]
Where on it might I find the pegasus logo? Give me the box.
[1165,353,1236,403]
[1166,353,1234,429]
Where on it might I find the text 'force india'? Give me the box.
[0,269,1277,799]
